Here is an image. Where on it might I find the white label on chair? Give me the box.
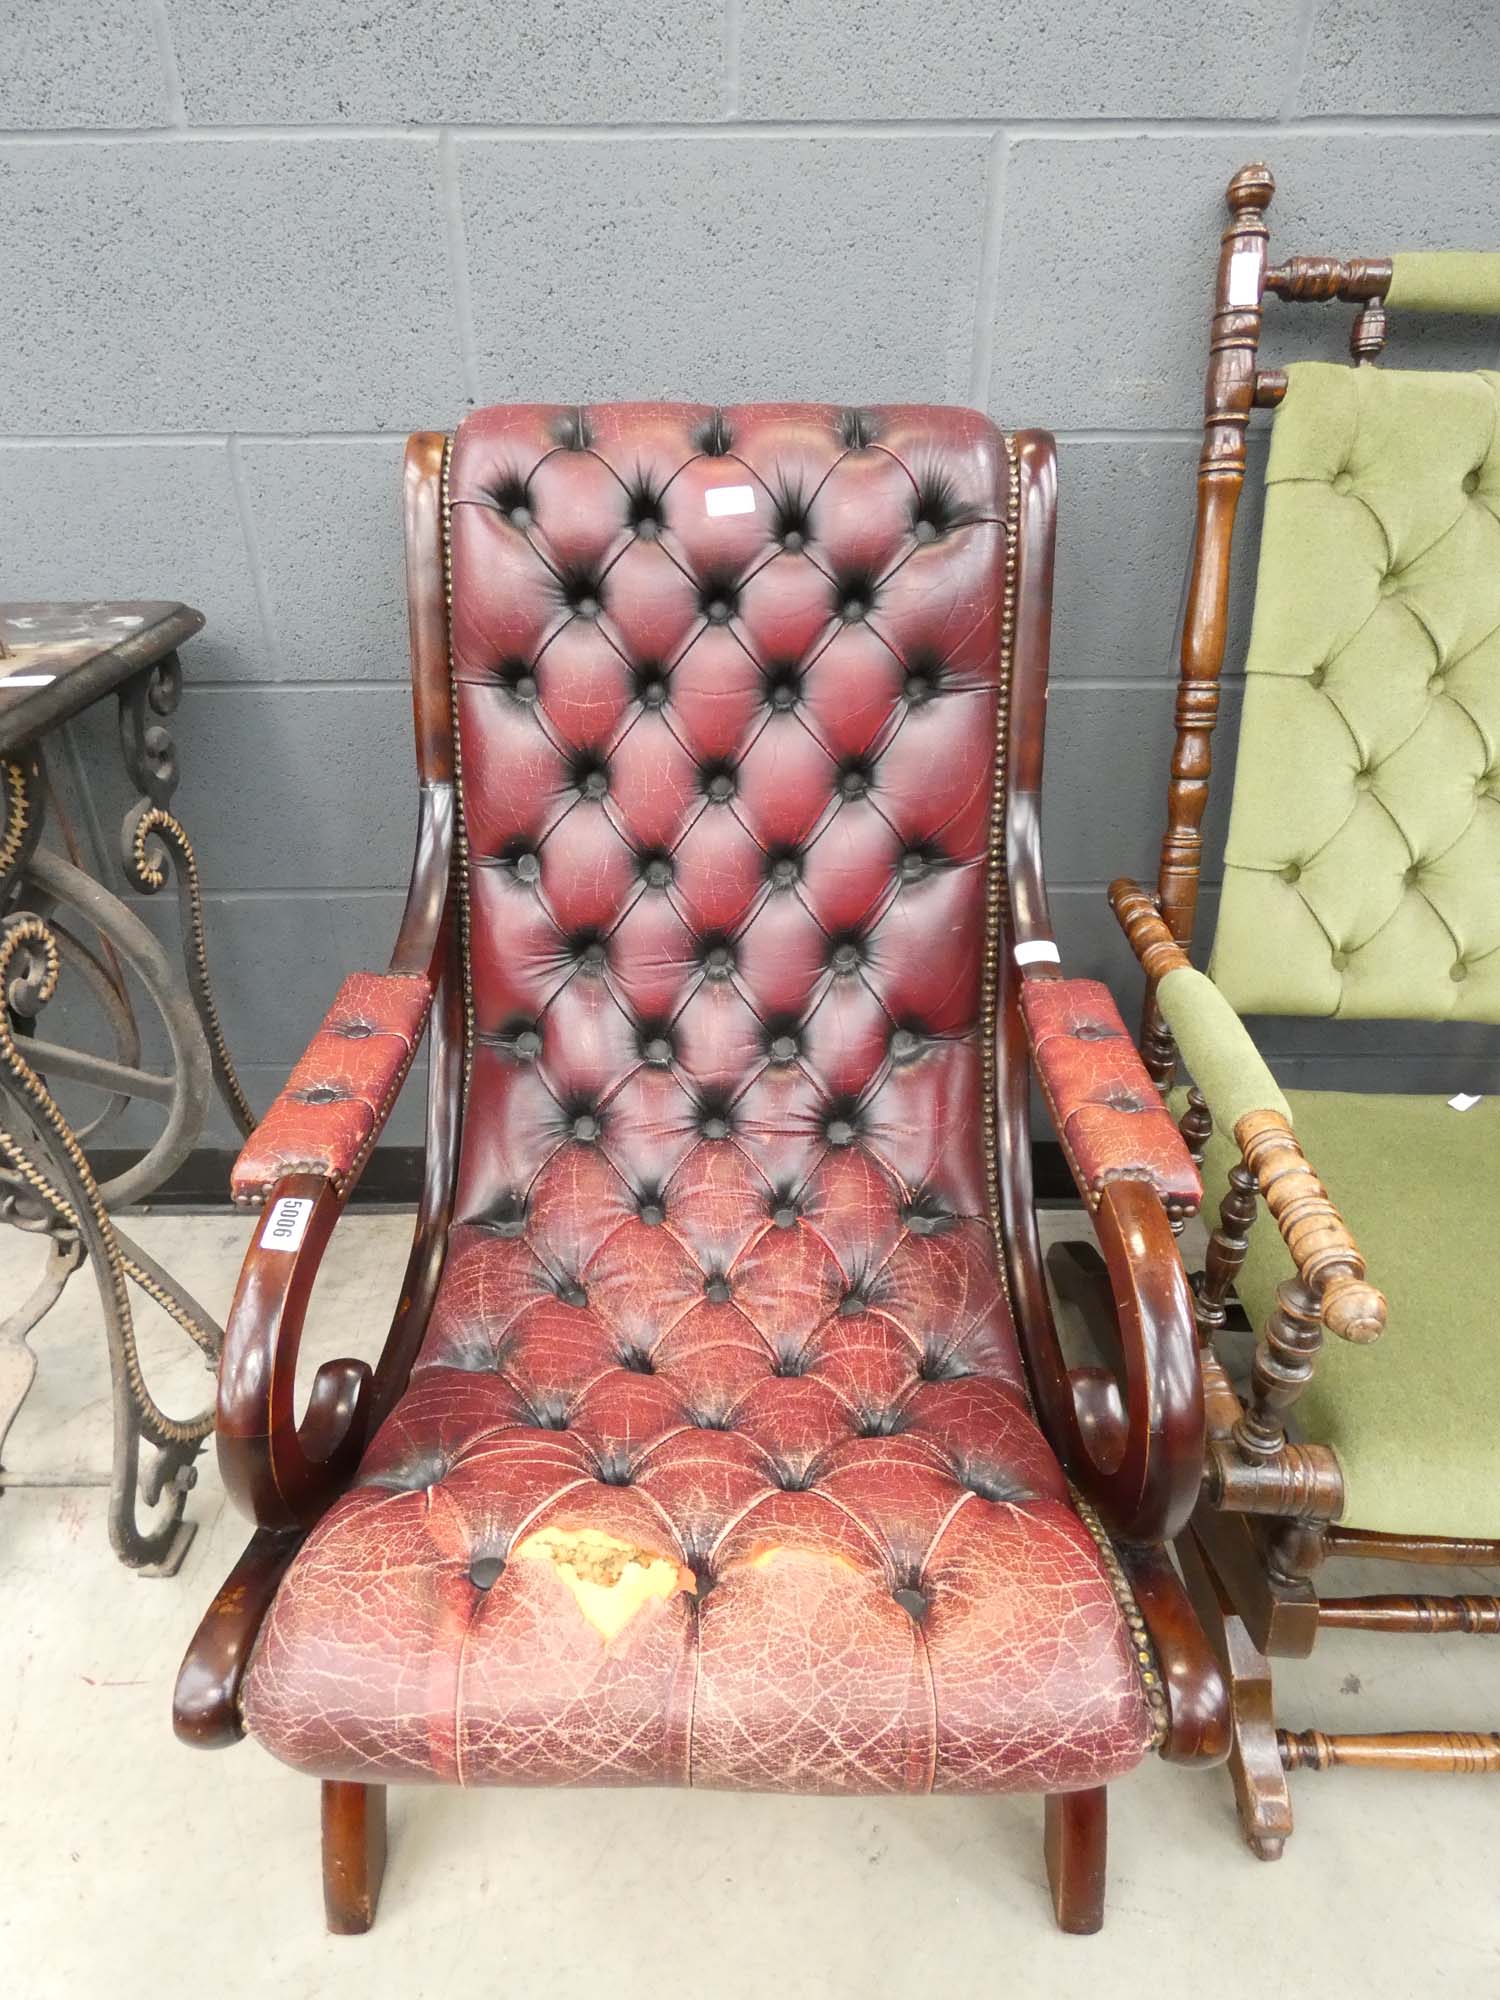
[1227,248,1261,308]
[705,484,756,518]
[260,1195,314,1252]
[1014,940,1062,966]
[1449,1092,1482,1112]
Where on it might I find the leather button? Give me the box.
[770,1196,799,1228]
[1353,768,1374,791]
[501,664,538,702]
[899,850,931,883]
[838,763,871,800]
[1429,673,1446,695]
[904,665,937,705]
[1330,949,1350,972]
[1463,469,1481,495]
[1379,572,1399,596]
[704,1275,732,1304]
[483,1191,527,1236]
[779,527,805,553]
[556,1276,588,1308]
[576,762,609,800]
[839,1287,868,1317]
[575,595,601,621]
[639,851,674,887]
[513,850,540,883]
[571,1111,600,1143]
[636,671,669,709]
[339,1020,373,1039]
[825,1115,857,1147]
[1308,665,1328,690]
[889,1027,922,1062]
[831,941,860,974]
[1280,862,1301,884]
[768,1032,799,1063]
[840,592,871,623]
[640,1031,674,1066]
[1451,960,1470,983]
[892,1584,928,1623]
[700,1112,731,1140]
[469,1555,506,1590]
[637,1192,666,1226]
[765,665,801,710]
[703,591,737,625]
[1331,472,1353,496]
[512,1027,542,1061]
[507,506,532,531]
[769,853,801,888]
[1403,863,1422,887]
[702,943,734,978]
[301,1085,341,1104]
[912,519,938,544]
[704,765,737,803]
[577,940,606,972]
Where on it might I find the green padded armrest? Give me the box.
[1155,965,1290,1140]
[1387,252,1500,315]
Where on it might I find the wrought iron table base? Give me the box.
[1,613,253,1573]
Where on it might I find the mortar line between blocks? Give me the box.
[438,129,482,406]
[1279,0,1323,123]
[721,0,744,120]
[144,0,187,127]
[225,436,288,677]
[967,130,1011,410]
[5,115,1500,145]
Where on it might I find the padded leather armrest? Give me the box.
[231,971,432,1205]
[1021,976,1202,1217]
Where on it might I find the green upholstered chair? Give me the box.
[1110,164,1500,1859]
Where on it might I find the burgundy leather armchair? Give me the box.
[176,405,1226,1935]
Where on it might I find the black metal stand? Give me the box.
[0,603,253,1572]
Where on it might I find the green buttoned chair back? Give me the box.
[1191,252,1500,1540]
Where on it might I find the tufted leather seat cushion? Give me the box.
[242,404,1156,1794]
[1213,364,1500,1021]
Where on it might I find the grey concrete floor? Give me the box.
[3,1209,1498,1999]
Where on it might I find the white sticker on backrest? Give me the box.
[1014,940,1062,966]
[260,1195,314,1252]
[1227,247,1261,309]
[705,484,756,518]
[1449,1092,1482,1112]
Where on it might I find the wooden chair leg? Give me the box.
[1179,1531,1294,1860]
[322,1780,387,1934]
[1044,1788,1107,1934]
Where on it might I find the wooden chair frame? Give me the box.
[1111,163,1500,1858]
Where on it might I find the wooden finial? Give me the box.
[1228,163,1275,215]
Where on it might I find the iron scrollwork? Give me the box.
[0,649,255,1572]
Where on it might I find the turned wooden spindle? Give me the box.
[1196,1157,1257,1335]
[1140,164,1275,1089]
[1235,1111,1386,1345]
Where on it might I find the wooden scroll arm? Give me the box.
[216,782,458,1533]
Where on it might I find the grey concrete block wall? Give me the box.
[3,1,1498,1157]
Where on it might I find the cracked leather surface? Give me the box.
[1021,977,1201,1214]
[242,404,1154,1794]
[231,971,432,1201]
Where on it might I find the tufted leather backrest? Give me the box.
[445,403,1013,1252]
[1211,364,1500,1022]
